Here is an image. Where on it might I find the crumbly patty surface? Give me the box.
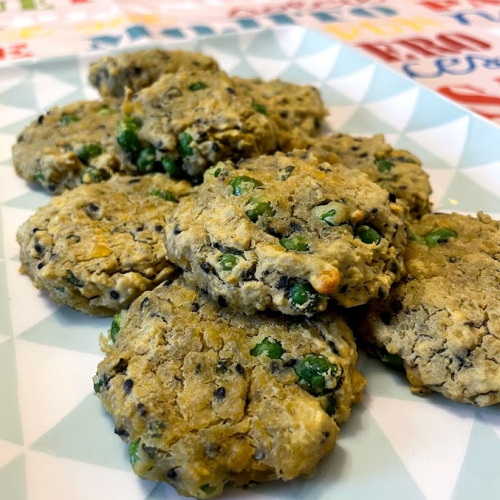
[232,76,327,138]
[119,69,283,181]
[165,151,406,315]
[89,48,219,98]
[17,175,192,316]
[302,133,432,220]
[359,212,500,406]
[12,99,126,195]
[94,277,365,498]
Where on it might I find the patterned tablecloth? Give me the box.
[2,0,500,122]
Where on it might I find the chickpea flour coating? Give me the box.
[301,133,432,220]
[89,48,219,98]
[94,277,365,499]
[165,151,407,315]
[359,212,500,406]
[232,76,327,138]
[17,175,192,316]
[11,99,128,195]
[116,69,283,182]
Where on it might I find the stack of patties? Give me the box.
[18,45,499,500]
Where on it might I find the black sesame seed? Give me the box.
[37,262,44,270]
[89,203,99,212]
[17,134,24,143]
[389,193,397,203]
[266,226,282,239]
[200,262,211,274]
[114,427,129,437]
[114,358,128,373]
[191,301,200,313]
[328,341,339,354]
[235,364,244,375]
[128,178,141,184]
[123,378,134,394]
[351,146,359,151]
[284,358,297,368]
[390,262,398,274]
[48,184,56,192]
[211,142,219,152]
[140,297,150,310]
[339,284,348,294]
[162,279,173,287]
[226,87,236,95]
[279,110,289,119]
[358,152,368,158]
[277,276,288,289]
[137,402,147,416]
[167,468,178,480]
[217,296,228,308]
[173,224,182,235]
[110,290,120,300]
[214,387,226,400]
[38,115,45,125]
[155,224,163,232]
[289,222,302,233]
[34,244,43,253]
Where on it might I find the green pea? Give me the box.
[356,225,381,245]
[200,484,216,495]
[219,253,239,271]
[245,199,275,222]
[59,113,80,126]
[288,280,320,313]
[150,188,177,202]
[178,132,194,157]
[278,165,295,181]
[118,115,141,132]
[377,347,405,371]
[252,102,267,115]
[424,227,457,248]
[313,201,349,227]
[294,355,339,395]
[117,128,142,157]
[66,269,83,288]
[408,231,425,244]
[377,160,395,173]
[76,143,103,165]
[189,81,208,91]
[136,147,157,174]
[250,337,284,359]
[35,171,46,183]
[129,439,140,467]
[280,235,309,252]
[230,175,262,196]
[80,166,110,184]
[93,376,103,394]
[98,106,115,115]
[110,312,121,343]
[206,162,226,178]
[161,155,183,177]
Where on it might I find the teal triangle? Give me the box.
[32,56,84,88]
[341,108,398,134]
[144,483,169,500]
[280,62,320,84]
[328,44,372,79]
[0,340,23,444]
[452,416,500,499]
[442,170,500,213]
[0,117,37,136]
[230,60,258,79]
[395,135,455,170]
[4,189,50,211]
[458,116,500,167]
[0,74,37,112]
[31,394,131,471]
[0,263,12,337]
[202,35,242,55]
[246,30,288,60]
[296,28,339,57]
[0,454,27,500]
[320,82,356,106]
[18,306,109,356]
[362,65,415,103]
[256,401,425,499]
[405,87,469,132]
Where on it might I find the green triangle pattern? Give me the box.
[452,416,500,499]
[0,454,27,500]
[341,107,398,134]
[0,340,23,444]
[18,307,108,356]
[31,394,130,471]
[0,263,13,337]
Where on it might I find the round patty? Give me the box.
[94,277,365,498]
[17,174,192,316]
[116,69,284,182]
[88,48,219,98]
[359,212,500,406]
[165,151,407,315]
